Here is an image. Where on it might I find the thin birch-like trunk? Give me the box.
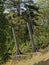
[12,26,20,54]
[27,21,36,52]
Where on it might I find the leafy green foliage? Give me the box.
[0,0,13,64]
[0,0,49,64]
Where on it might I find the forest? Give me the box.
[0,0,49,65]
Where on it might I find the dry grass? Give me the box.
[3,52,49,65]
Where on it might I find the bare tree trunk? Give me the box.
[48,44,49,52]
[24,14,36,52]
[11,0,23,55]
[27,21,36,52]
[26,6,36,52]
[12,26,21,55]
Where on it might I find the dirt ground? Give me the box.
[3,52,49,65]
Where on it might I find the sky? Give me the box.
[4,0,38,14]
[22,0,38,3]
[33,0,38,3]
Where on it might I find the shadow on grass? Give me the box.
[34,59,49,65]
